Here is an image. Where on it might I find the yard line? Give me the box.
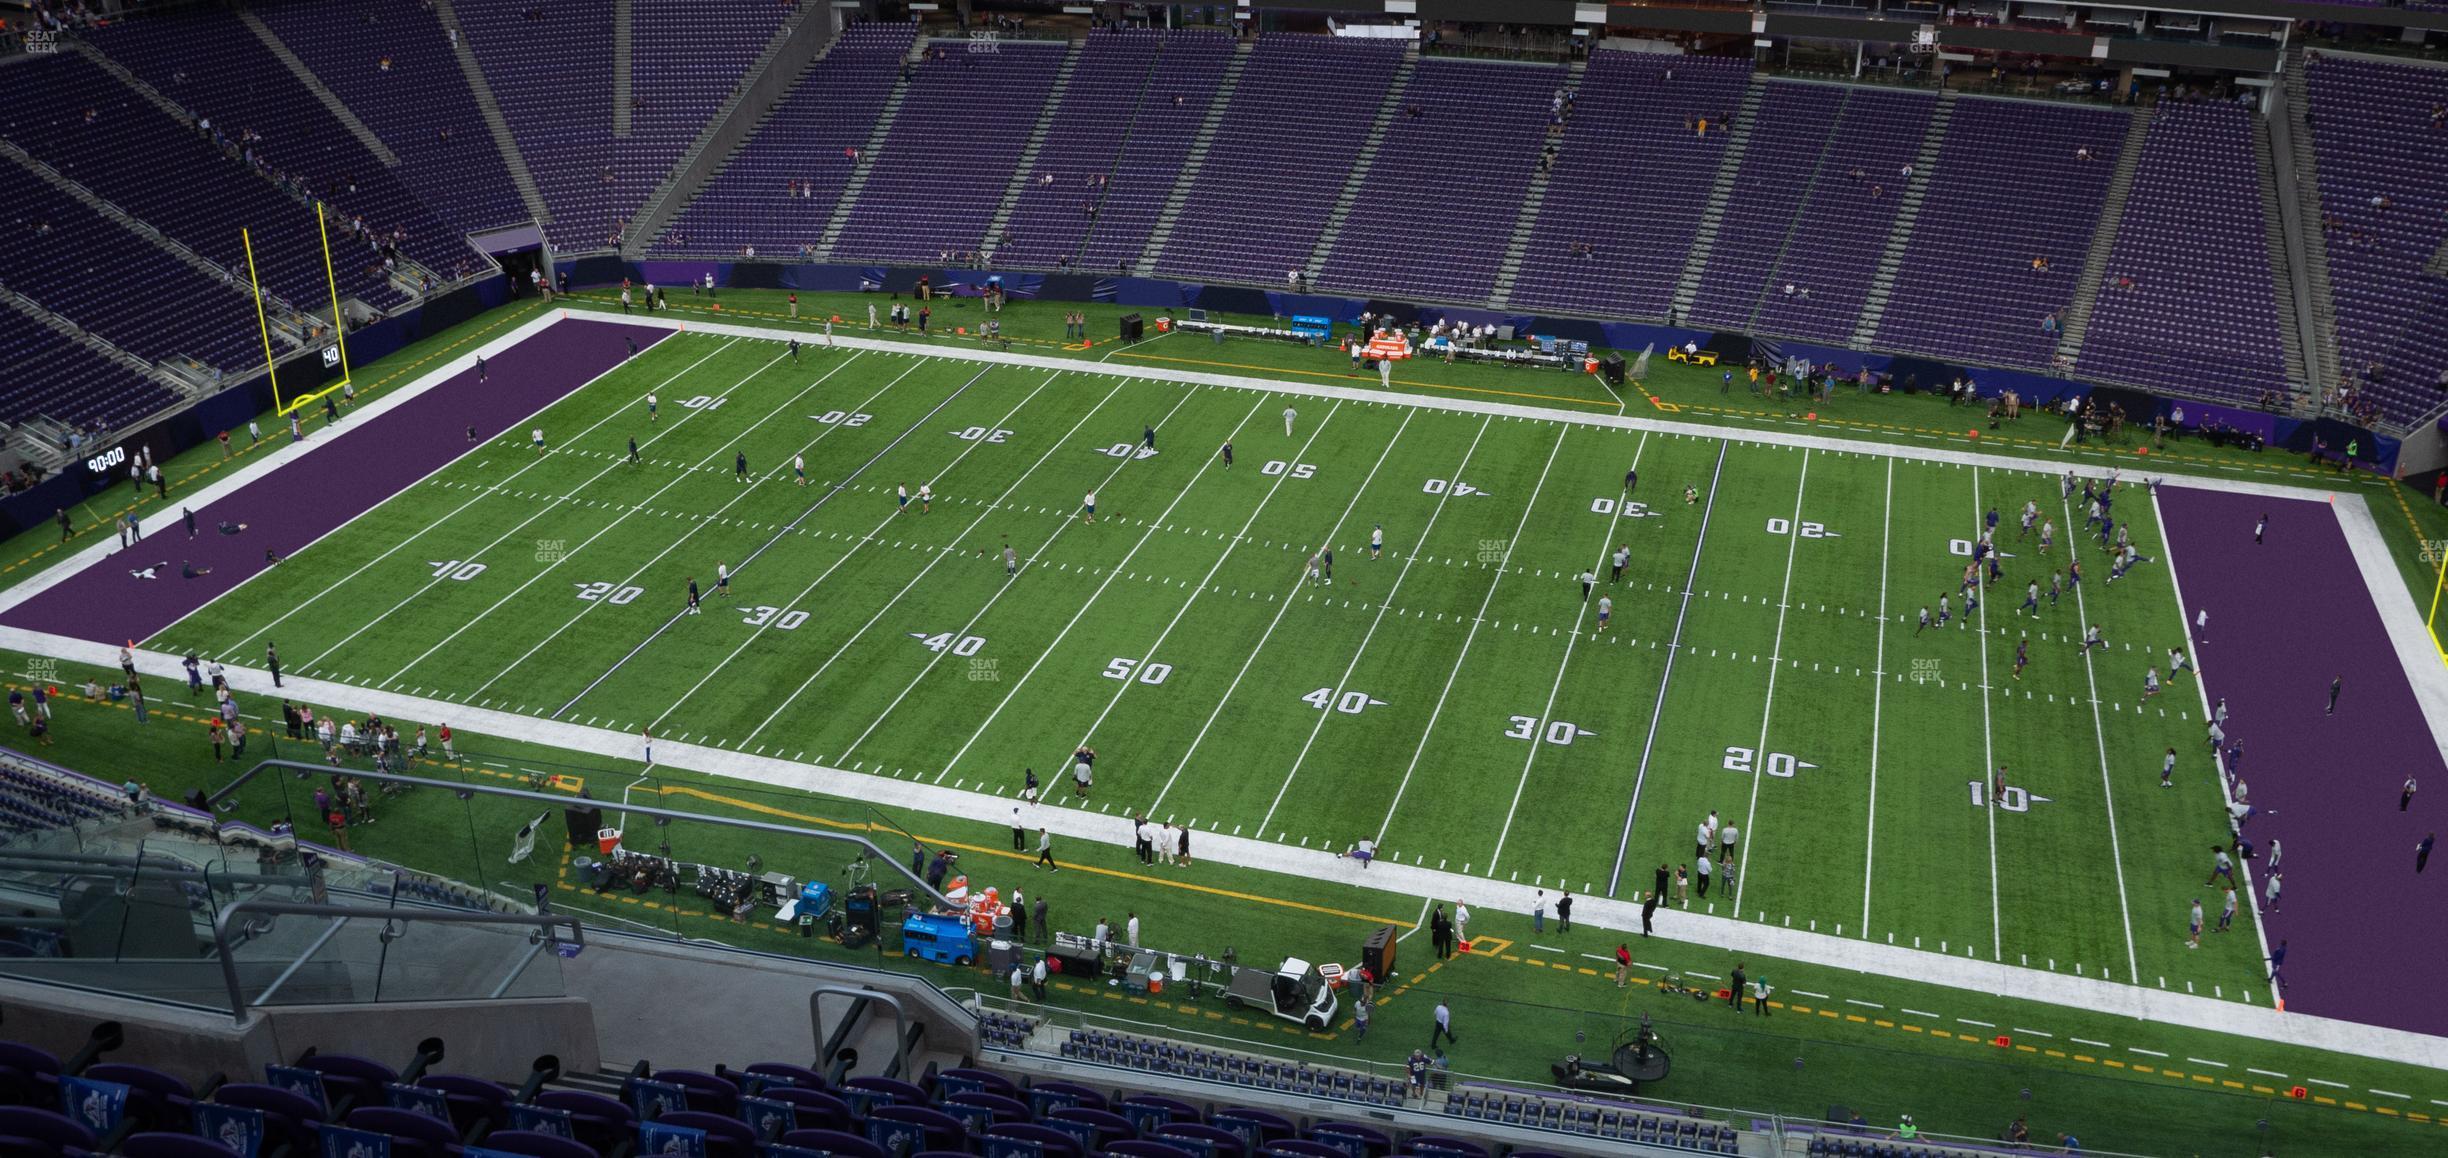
[629,371,1067,728]
[1486,431,1651,874]
[1244,412,1478,834]
[2246,1068,2288,1079]
[386,354,890,692]
[2070,1037,2111,1049]
[2127,1047,2168,1058]
[1091,409,1416,811]
[1148,411,1452,814]
[849,393,1272,767]
[732,373,1134,748]
[1606,441,1729,897]
[223,336,739,663]
[1373,424,1571,845]
[2187,1058,2227,1068]
[2150,485,2273,987]
[1730,449,1812,915]
[1861,458,1894,937]
[1970,467,2001,961]
[547,360,993,713]
[2063,484,2143,984]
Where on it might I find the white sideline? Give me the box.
[5,311,2448,1074]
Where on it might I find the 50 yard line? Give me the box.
[1373,423,1571,847]
[1971,466,2002,961]
[1147,411,1455,814]
[846,393,1273,767]
[1730,448,1811,916]
[1484,430,1649,876]
[734,373,1151,750]
[1064,405,1393,798]
[1606,441,1728,896]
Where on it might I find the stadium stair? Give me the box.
[2252,108,2312,397]
[811,35,928,263]
[1050,32,1173,269]
[431,0,553,229]
[2049,103,2153,368]
[612,0,634,137]
[1847,90,1955,346]
[1487,55,1584,309]
[2280,50,2344,399]
[1302,42,1420,276]
[1666,75,1768,325]
[625,1,826,255]
[1132,39,1253,278]
[979,40,1085,264]
[238,12,401,167]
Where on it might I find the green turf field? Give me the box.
[139,327,2275,1009]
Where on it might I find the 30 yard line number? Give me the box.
[1506,715,1591,746]
[743,606,810,630]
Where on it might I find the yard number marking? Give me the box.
[1506,714,1592,746]
[428,559,486,581]
[1723,746,1819,778]
[910,632,987,657]
[1102,657,1173,685]
[1302,688,1385,714]
[1767,517,1837,539]
[572,581,644,605]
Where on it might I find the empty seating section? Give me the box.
[1069,31,1234,273]
[2076,103,2287,400]
[0,161,261,375]
[1152,35,1409,284]
[2304,55,2448,423]
[83,17,447,296]
[0,321,177,431]
[1693,85,1938,343]
[256,0,528,234]
[1873,99,2128,368]
[454,0,617,249]
[657,23,914,256]
[0,752,140,836]
[1685,82,1843,331]
[630,0,790,214]
[0,53,400,313]
[1508,53,1753,320]
[831,40,1070,263]
[1444,1086,1738,1153]
[1318,59,1565,303]
[979,29,1160,269]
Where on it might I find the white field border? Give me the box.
[3,313,2445,1072]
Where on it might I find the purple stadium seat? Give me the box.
[647,1071,737,1117]
[468,1130,594,1158]
[651,1110,754,1158]
[1266,1142,1353,1158]
[117,1133,239,1158]
[1107,1141,1200,1158]
[840,1076,925,1107]
[209,1084,326,1154]
[347,1106,463,1158]
[1156,1122,1249,1158]
[413,1075,511,1137]
[985,1123,1084,1158]
[776,1128,884,1158]
[759,1088,850,1132]
[739,1063,826,1092]
[0,1107,96,1158]
[865,1104,965,1154]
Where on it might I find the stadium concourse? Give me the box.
[0,311,2442,1076]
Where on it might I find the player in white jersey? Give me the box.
[1282,406,1297,436]
[716,563,732,598]
[793,454,807,486]
[1370,524,1383,560]
[918,484,933,514]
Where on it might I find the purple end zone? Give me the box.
[2158,485,2448,1037]
[0,317,673,645]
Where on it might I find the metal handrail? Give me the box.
[809,984,911,1078]
[207,898,583,1024]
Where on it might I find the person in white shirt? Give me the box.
[1697,814,1717,860]
[1283,406,1297,436]
[1453,902,1470,944]
[1126,912,1141,948]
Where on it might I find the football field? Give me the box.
[148,328,2269,999]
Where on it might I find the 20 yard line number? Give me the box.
[572,581,644,605]
[1766,518,1836,538]
[1723,746,1819,778]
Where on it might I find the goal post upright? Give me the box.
[316,201,353,393]
[241,226,283,413]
